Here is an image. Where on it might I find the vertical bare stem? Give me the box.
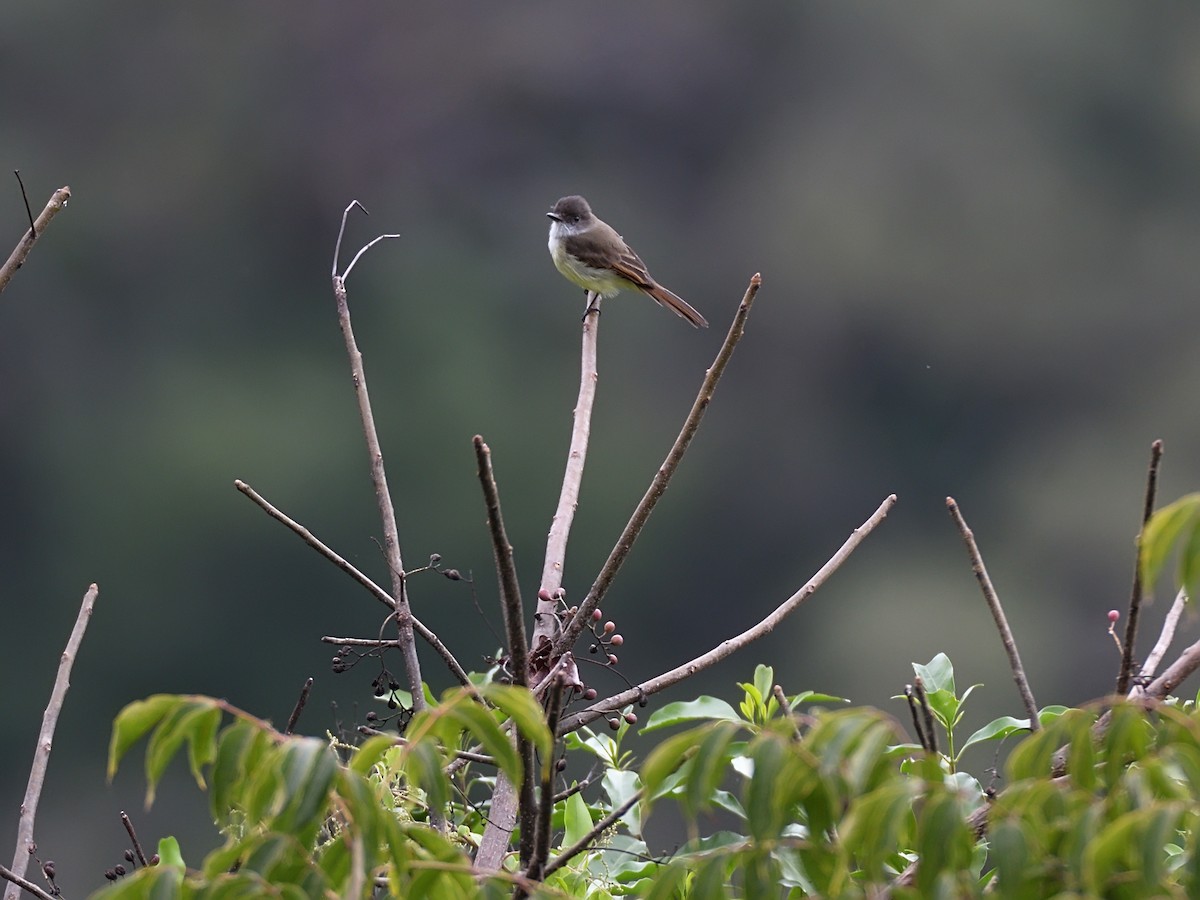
[946,498,1039,730]
[1117,439,1164,694]
[5,584,98,900]
[331,222,423,713]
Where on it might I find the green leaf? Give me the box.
[271,738,339,842]
[641,726,705,798]
[1140,493,1200,596]
[144,698,222,805]
[960,716,1031,754]
[914,653,956,695]
[479,683,552,758]
[561,790,593,850]
[643,697,741,730]
[107,695,185,782]
[444,697,522,784]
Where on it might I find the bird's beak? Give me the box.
[546,211,559,221]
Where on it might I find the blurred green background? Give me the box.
[4,2,1200,890]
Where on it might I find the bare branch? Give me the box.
[0,863,56,900]
[558,494,897,734]
[531,294,602,651]
[285,677,314,735]
[330,231,424,710]
[946,497,1039,730]
[236,480,471,687]
[1117,439,1164,693]
[0,183,71,296]
[1133,587,1189,693]
[473,436,529,685]
[556,273,763,655]
[5,584,97,900]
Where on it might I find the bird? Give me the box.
[546,195,708,328]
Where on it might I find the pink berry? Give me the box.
[1108,610,1120,623]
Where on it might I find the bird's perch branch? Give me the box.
[1116,439,1164,694]
[555,273,762,655]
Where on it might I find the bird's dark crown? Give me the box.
[548,195,592,223]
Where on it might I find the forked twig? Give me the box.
[555,273,762,655]
[558,494,897,734]
[1132,587,1188,694]
[0,181,71,296]
[1117,439,1164,694]
[5,584,98,900]
[0,864,55,900]
[331,205,422,711]
[946,498,1039,730]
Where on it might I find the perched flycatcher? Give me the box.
[546,195,708,328]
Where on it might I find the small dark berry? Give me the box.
[608,717,621,730]
[442,569,462,581]
[150,854,160,866]
[624,712,637,725]
[114,864,126,876]
[366,711,378,721]
[42,862,55,879]
[584,689,597,700]
[124,850,134,863]
[105,870,117,881]
[589,644,598,654]
[555,758,568,772]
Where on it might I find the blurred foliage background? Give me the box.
[3,2,1200,889]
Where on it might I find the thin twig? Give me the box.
[331,210,424,713]
[946,497,1039,730]
[15,172,35,234]
[285,677,314,735]
[5,584,97,900]
[0,864,55,900]
[542,789,644,879]
[555,273,763,655]
[0,183,71,296]
[237,481,471,687]
[558,494,897,735]
[1117,439,1164,694]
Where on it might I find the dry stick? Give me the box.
[4,584,98,900]
[558,494,898,735]
[473,437,530,685]
[476,293,604,873]
[330,203,423,712]
[530,294,603,652]
[542,789,643,879]
[0,864,55,900]
[946,497,1040,731]
[1116,439,1164,694]
[1132,587,1188,694]
[236,480,472,687]
[471,435,538,866]
[0,182,71,296]
[121,810,149,867]
[284,677,314,735]
[555,273,762,655]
